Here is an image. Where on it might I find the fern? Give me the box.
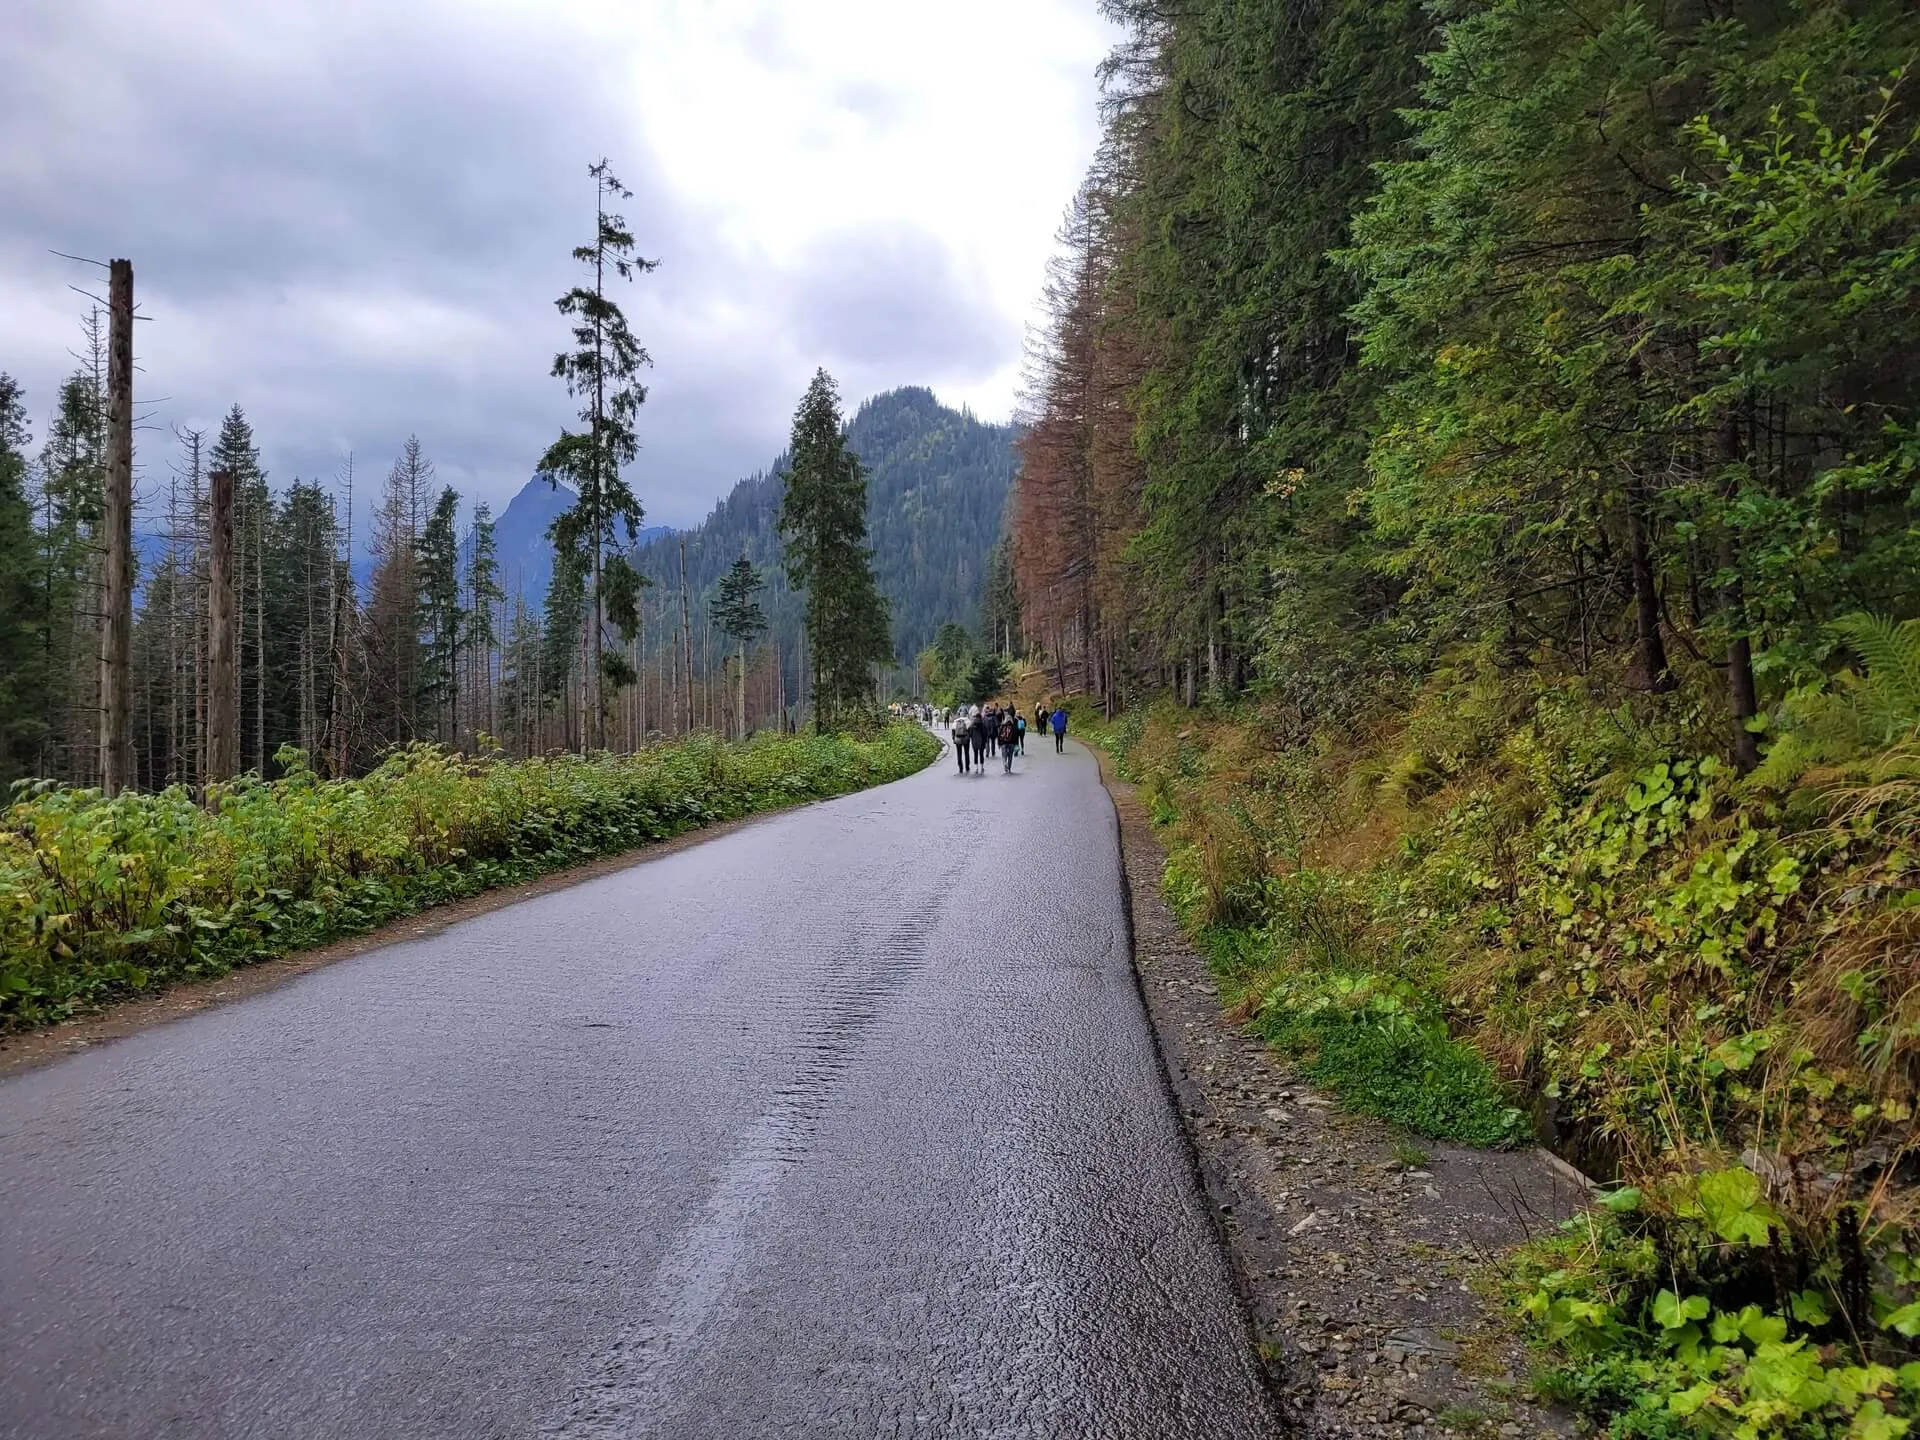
[1829,613,1920,739]
[1752,614,1920,788]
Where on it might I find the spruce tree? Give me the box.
[777,370,891,728]
[712,556,767,738]
[415,486,462,744]
[263,479,340,763]
[0,376,43,781]
[539,159,656,751]
[541,551,587,751]
[210,407,269,771]
[465,501,503,744]
[37,369,106,781]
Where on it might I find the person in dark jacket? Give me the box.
[998,713,1018,773]
[1050,706,1068,753]
[951,712,971,773]
[970,710,989,769]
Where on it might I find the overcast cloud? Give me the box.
[2,0,1114,529]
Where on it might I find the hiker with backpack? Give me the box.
[1015,712,1028,755]
[998,712,1019,773]
[951,711,972,773]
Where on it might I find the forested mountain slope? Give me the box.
[629,385,1014,683]
[486,475,668,606]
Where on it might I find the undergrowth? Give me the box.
[0,724,937,1032]
[1056,627,1920,1436]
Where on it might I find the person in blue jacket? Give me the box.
[1050,706,1068,753]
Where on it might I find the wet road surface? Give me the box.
[0,733,1279,1438]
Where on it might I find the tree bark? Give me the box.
[99,259,135,795]
[679,538,694,733]
[1625,471,1674,692]
[1718,410,1761,773]
[207,467,239,783]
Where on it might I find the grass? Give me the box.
[1249,963,1527,1146]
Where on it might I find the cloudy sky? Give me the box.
[4,0,1115,531]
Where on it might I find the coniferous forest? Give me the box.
[0,372,1008,791]
[626,385,1017,720]
[1011,0,1920,1427]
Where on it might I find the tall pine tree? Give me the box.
[210,407,270,772]
[778,371,891,728]
[37,366,106,782]
[465,501,503,745]
[0,375,42,782]
[539,158,656,752]
[712,556,767,739]
[415,486,462,745]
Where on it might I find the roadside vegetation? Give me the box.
[1068,646,1920,1434]
[0,724,936,1033]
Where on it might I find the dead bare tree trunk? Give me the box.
[328,457,355,778]
[254,533,266,771]
[99,258,135,795]
[679,537,693,732]
[207,468,239,783]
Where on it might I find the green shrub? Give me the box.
[1512,1174,1920,1438]
[0,724,937,1030]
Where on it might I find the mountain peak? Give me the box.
[488,474,667,605]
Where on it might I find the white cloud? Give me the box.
[4,0,1117,528]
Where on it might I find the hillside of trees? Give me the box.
[0,362,1012,789]
[484,476,669,608]
[1012,0,1918,1429]
[625,384,1017,712]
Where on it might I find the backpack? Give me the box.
[999,719,1016,744]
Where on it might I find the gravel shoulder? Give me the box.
[1094,744,1593,1439]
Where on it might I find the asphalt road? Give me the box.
[0,731,1278,1439]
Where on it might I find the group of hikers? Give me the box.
[941,701,1069,774]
